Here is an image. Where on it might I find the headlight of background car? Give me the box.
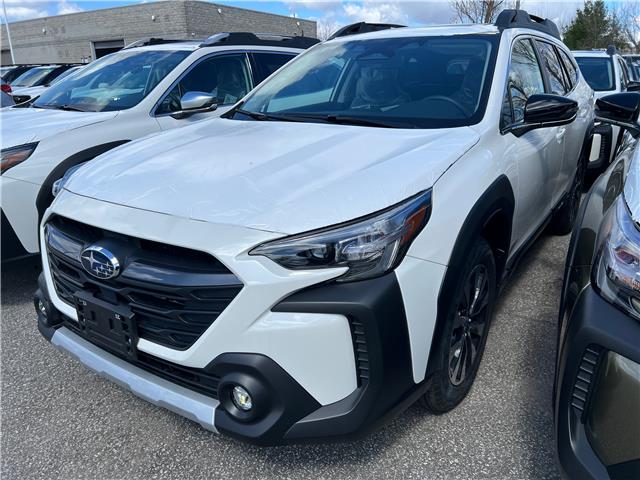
[250,190,432,282]
[1,142,38,174]
[594,194,640,320]
[52,161,88,197]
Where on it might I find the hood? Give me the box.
[1,107,118,148]
[10,85,46,98]
[66,118,480,234]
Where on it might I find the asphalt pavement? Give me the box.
[1,233,568,479]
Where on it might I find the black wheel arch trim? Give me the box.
[36,140,131,220]
[428,174,514,379]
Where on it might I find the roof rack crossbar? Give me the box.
[328,22,406,40]
[199,32,319,49]
[494,9,560,40]
[123,38,194,50]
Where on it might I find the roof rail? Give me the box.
[328,22,406,40]
[123,38,193,50]
[494,9,560,40]
[199,32,319,49]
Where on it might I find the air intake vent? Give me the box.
[349,318,369,385]
[571,345,603,417]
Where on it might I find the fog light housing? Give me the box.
[232,386,253,411]
[37,299,48,319]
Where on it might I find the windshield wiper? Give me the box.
[233,108,308,123]
[284,114,406,129]
[39,104,87,112]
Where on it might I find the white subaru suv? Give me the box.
[1,33,317,260]
[36,11,593,445]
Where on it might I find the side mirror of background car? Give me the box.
[506,94,578,137]
[171,91,218,119]
[626,81,640,92]
[596,92,640,138]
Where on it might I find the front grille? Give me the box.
[571,345,603,418]
[46,215,243,351]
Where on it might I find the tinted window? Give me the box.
[502,38,545,126]
[535,40,568,95]
[11,66,57,87]
[156,54,251,114]
[35,49,191,112]
[252,53,296,83]
[617,58,629,89]
[575,57,614,91]
[239,35,499,129]
[558,49,578,88]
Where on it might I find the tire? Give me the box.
[549,152,587,236]
[419,238,496,414]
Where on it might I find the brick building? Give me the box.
[0,0,316,65]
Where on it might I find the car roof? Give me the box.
[327,24,500,43]
[572,50,616,58]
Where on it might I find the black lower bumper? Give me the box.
[36,271,419,445]
[555,285,640,480]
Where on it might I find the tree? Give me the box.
[450,0,506,23]
[612,1,640,53]
[317,19,342,41]
[563,0,627,51]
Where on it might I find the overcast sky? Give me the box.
[1,0,588,31]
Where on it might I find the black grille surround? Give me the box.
[45,215,243,351]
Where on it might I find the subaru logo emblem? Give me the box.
[80,245,120,280]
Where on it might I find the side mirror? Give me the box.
[506,94,578,137]
[170,91,217,119]
[596,92,640,138]
[627,81,640,92]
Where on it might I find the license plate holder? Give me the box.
[74,291,137,361]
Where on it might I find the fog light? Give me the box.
[231,386,252,411]
[38,299,48,319]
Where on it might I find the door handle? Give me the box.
[556,128,566,142]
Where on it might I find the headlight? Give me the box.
[1,142,38,174]
[250,190,432,282]
[594,195,640,320]
[52,161,87,197]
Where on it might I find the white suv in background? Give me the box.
[0,33,317,260]
[573,48,640,172]
[36,11,593,445]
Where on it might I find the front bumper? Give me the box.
[555,284,640,480]
[1,175,42,258]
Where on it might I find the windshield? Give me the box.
[47,66,82,86]
[575,57,614,91]
[34,49,191,112]
[236,35,498,128]
[12,66,57,87]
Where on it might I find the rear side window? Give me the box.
[617,58,629,89]
[502,38,546,127]
[535,40,569,95]
[252,52,297,84]
[558,49,579,88]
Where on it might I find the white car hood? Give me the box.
[66,118,480,234]
[11,85,46,98]
[1,107,118,147]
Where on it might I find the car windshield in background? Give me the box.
[11,66,57,87]
[34,49,191,112]
[47,66,82,86]
[236,35,498,129]
[575,57,614,91]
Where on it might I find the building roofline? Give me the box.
[0,0,315,27]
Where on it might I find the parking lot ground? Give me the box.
[1,233,568,480]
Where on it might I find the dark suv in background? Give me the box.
[555,92,640,480]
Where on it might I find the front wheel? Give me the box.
[419,238,496,414]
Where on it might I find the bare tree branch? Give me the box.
[612,0,640,52]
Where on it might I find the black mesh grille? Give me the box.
[349,318,369,386]
[46,215,243,350]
